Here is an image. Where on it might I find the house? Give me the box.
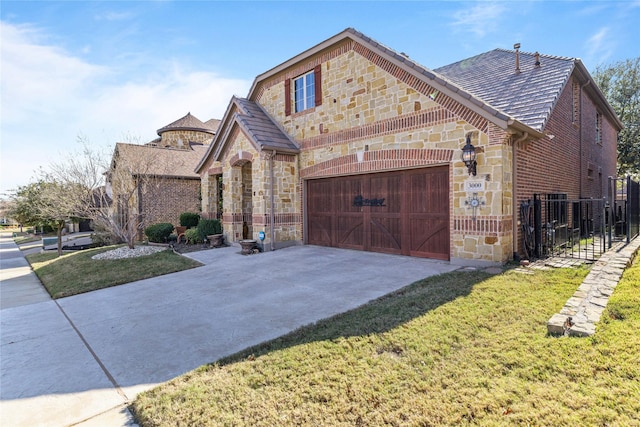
[108,113,218,234]
[195,28,621,265]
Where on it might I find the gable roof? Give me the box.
[197,28,623,175]
[248,27,542,137]
[435,49,622,132]
[113,142,207,179]
[157,112,217,136]
[195,97,299,173]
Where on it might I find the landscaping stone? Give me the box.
[546,237,640,337]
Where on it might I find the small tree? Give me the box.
[45,136,183,249]
[593,57,640,177]
[10,180,89,256]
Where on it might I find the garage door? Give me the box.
[306,166,449,260]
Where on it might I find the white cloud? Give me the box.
[94,11,135,21]
[0,21,251,196]
[584,27,614,66]
[450,2,507,37]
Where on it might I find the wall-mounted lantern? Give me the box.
[461,134,477,176]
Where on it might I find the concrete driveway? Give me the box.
[1,240,459,426]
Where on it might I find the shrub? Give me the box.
[179,212,200,228]
[90,222,122,246]
[145,223,174,243]
[197,219,222,241]
[184,228,201,244]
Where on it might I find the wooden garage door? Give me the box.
[306,166,449,260]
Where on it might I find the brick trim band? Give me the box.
[351,42,489,133]
[452,215,512,236]
[301,107,455,150]
[229,151,254,166]
[300,148,453,179]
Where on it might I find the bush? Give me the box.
[184,228,201,244]
[197,219,222,241]
[179,212,200,228]
[145,223,174,243]
[90,222,121,246]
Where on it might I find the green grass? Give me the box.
[14,234,41,245]
[132,259,640,426]
[27,246,202,298]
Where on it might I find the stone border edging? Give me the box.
[547,237,640,337]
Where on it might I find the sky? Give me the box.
[1,0,639,197]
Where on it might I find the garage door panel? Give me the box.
[337,178,364,213]
[370,217,402,253]
[409,217,449,259]
[370,174,402,214]
[307,166,449,260]
[308,215,332,245]
[336,214,364,249]
[307,179,333,213]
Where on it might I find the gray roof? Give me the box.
[114,142,207,179]
[157,112,217,136]
[435,49,576,131]
[195,97,299,173]
[233,97,300,154]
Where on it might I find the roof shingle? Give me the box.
[233,97,300,154]
[157,112,216,136]
[114,143,207,179]
[435,49,576,131]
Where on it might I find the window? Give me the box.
[294,71,315,113]
[596,112,602,145]
[572,81,580,125]
[285,65,322,116]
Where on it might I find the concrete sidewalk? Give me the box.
[1,237,459,426]
[0,234,51,309]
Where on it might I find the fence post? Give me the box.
[534,194,542,258]
[627,176,631,244]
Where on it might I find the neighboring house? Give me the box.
[108,113,218,234]
[195,28,621,265]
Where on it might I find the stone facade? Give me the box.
[197,29,620,264]
[158,129,213,149]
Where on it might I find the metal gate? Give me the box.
[610,176,640,244]
[521,177,640,261]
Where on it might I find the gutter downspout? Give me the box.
[270,150,276,251]
[512,132,529,260]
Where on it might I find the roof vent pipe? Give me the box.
[534,52,541,68]
[514,43,521,74]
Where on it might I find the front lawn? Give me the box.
[132,259,640,426]
[27,246,202,298]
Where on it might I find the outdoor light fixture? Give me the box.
[461,134,477,176]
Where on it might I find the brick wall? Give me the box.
[141,178,201,228]
[513,75,618,258]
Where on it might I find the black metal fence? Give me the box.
[610,176,640,244]
[523,195,606,260]
[521,176,640,261]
